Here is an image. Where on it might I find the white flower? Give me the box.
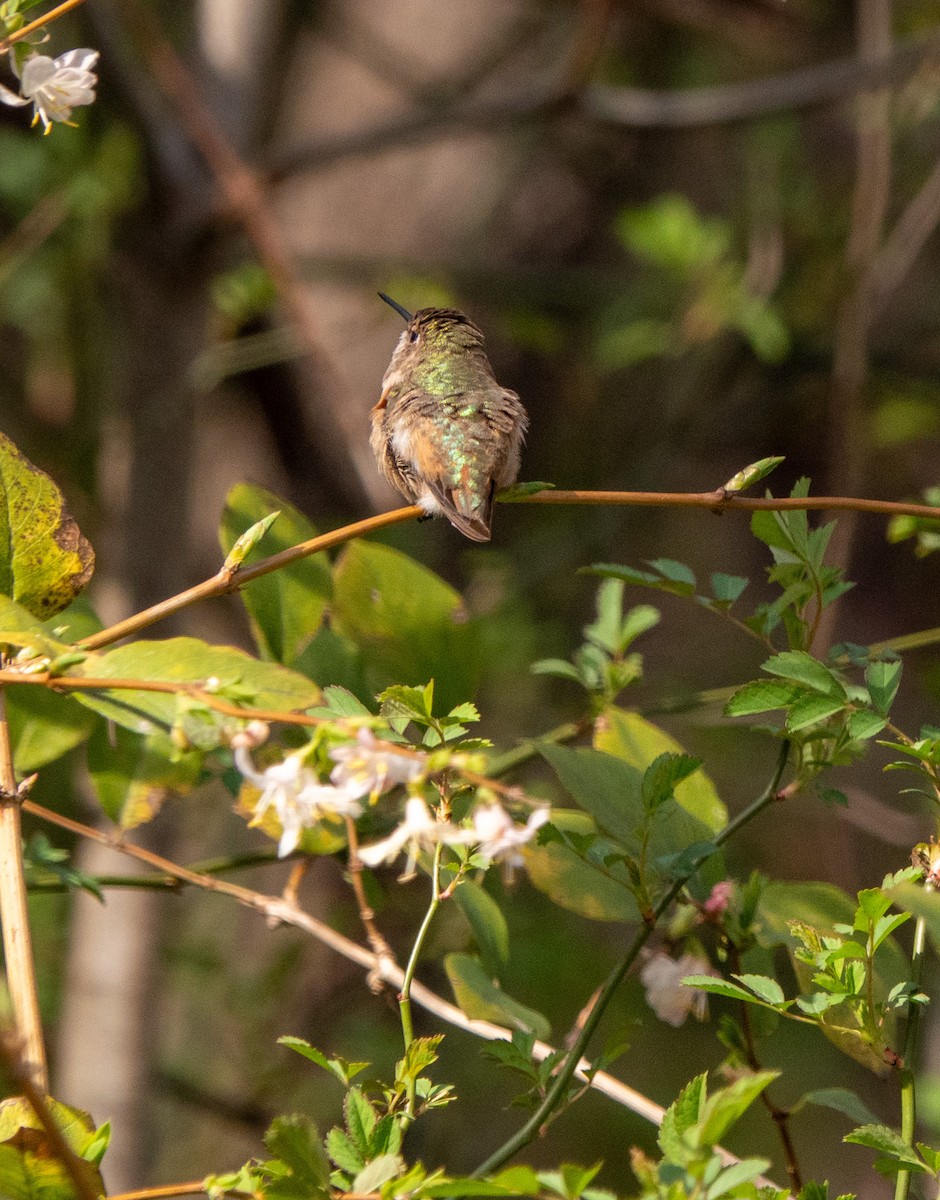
[234,746,362,858]
[357,797,454,878]
[467,804,549,867]
[0,49,99,133]
[330,728,425,800]
[639,951,716,1027]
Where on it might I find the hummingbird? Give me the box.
[371,293,528,542]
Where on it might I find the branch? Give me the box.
[266,33,940,181]
[0,0,87,50]
[0,690,46,1090]
[54,487,940,653]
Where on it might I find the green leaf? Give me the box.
[524,820,640,923]
[219,484,332,664]
[378,682,434,725]
[843,1125,927,1172]
[0,1096,106,1200]
[705,1158,772,1199]
[444,953,550,1039]
[865,659,902,717]
[264,1114,331,1194]
[697,1071,778,1147]
[277,1037,369,1085]
[846,710,887,740]
[453,880,509,975]
[647,558,696,592]
[0,431,95,619]
[594,708,726,832]
[6,682,96,772]
[762,651,846,696]
[680,977,758,1004]
[87,723,202,829]
[344,1088,377,1153]
[353,1155,403,1193]
[658,1074,707,1161]
[798,1088,881,1126]
[642,752,701,811]
[785,694,847,732]
[541,742,643,846]
[326,1127,363,1176]
[721,457,785,494]
[709,573,749,604]
[531,658,585,683]
[725,679,798,716]
[734,973,785,1005]
[67,638,321,734]
[331,541,476,712]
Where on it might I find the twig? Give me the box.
[870,153,940,317]
[343,814,396,968]
[266,33,940,181]
[0,1025,99,1200]
[0,0,87,50]
[0,689,46,1090]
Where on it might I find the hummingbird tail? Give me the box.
[428,480,494,542]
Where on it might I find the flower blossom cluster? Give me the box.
[233,727,548,874]
[0,49,99,133]
[234,728,424,858]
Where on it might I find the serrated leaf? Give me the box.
[278,1036,369,1084]
[378,682,434,724]
[326,1127,363,1176]
[734,973,785,1005]
[344,1088,376,1153]
[658,1073,707,1161]
[264,1114,331,1194]
[524,820,640,923]
[709,573,749,603]
[843,1124,926,1170]
[725,679,798,716]
[681,976,757,1004]
[444,953,550,1039]
[219,484,332,664]
[785,693,846,732]
[647,558,697,591]
[0,431,95,619]
[865,659,902,717]
[697,1071,778,1146]
[846,709,887,740]
[763,651,846,696]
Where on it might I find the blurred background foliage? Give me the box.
[5,0,940,1194]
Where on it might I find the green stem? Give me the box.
[895,909,928,1200]
[472,739,791,1177]
[399,843,444,1123]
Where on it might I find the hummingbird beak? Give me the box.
[378,292,414,323]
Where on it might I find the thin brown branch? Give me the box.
[76,504,421,651]
[870,153,940,317]
[0,0,87,50]
[267,33,940,181]
[0,689,46,1090]
[42,489,940,654]
[0,1026,99,1200]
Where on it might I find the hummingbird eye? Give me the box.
[409,330,420,343]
